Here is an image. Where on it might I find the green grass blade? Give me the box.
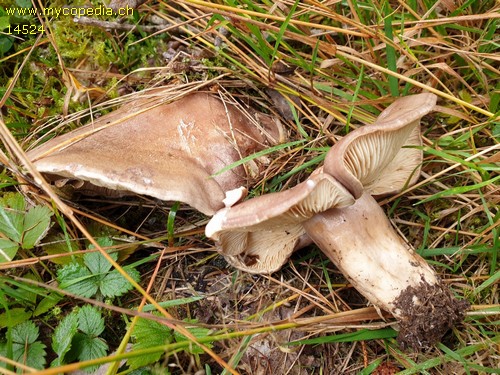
[416,175,500,204]
[211,140,306,177]
[382,2,399,97]
[141,296,205,312]
[270,0,300,66]
[287,327,396,346]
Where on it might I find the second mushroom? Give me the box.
[206,93,469,349]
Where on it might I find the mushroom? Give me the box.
[27,91,283,215]
[206,93,468,349]
[206,171,356,273]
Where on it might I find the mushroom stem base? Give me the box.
[395,279,469,350]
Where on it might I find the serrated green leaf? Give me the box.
[21,205,52,249]
[0,193,24,243]
[87,236,114,253]
[173,324,212,355]
[11,320,39,344]
[0,238,18,263]
[0,307,32,328]
[0,194,53,258]
[59,245,139,299]
[57,263,98,298]
[99,267,139,298]
[51,311,78,366]
[13,341,46,370]
[129,316,172,369]
[10,321,47,370]
[71,333,108,373]
[93,236,114,248]
[84,250,117,275]
[132,316,172,341]
[0,192,25,212]
[77,305,105,337]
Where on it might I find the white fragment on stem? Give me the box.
[223,186,248,207]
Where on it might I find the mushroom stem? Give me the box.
[302,192,468,349]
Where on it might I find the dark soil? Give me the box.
[394,279,470,350]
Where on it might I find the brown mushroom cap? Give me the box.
[324,93,437,198]
[206,172,355,273]
[28,92,281,215]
